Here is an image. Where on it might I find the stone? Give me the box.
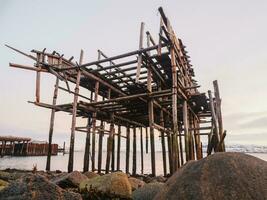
[83,171,100,179]
[79,171,132,199]
[128,177,145,191]
[0,171,25,181]
[0,174,82,200]
[52,171,88,188]
[154,152,267,200]
[132,182,164,200]
[0,179,9,191]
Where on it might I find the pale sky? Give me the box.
[0,0,267,149]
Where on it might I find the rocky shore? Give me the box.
[0,152,266,200]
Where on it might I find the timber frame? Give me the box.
[6,7,226,176]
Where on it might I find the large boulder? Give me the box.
[129,177,145,191]
[0,174,82,200]
[132,182,164,200]
[79,171,132,199]
[154,152,267,200]
[52,171,88,188]
[83,171,100,179]
[0,171,25,181]
[0,179,9,191]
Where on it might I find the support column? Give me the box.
[91,81,99,171]
[116,125,121,171]
[147,31,156,176]
[169,19,180,171]
[140,127,144,174]
[132,127,137,175]
[68,49,83,172]
[83,117,91,172]
[46,76,59,171]
[183,100,190,161]
[125,126,130,174]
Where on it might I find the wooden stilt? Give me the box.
[111,127,115,171]
[145,127,148,154]
[183,100,190,161]
[126,126,130,174]
[116,125,121,171]
[132,127,137,175]
[160,103,167,176]
[147,32,156,176]
[91,81,99,171]
[140,127,144,174]
[46,77,59,171]
[178,123,184,165]
[97,120,104,173]
[105,113,114,173]
[169,19,180,170]
[83,117,91,172]
[68,49,83,173]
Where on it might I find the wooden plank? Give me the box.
[183,100,190,161]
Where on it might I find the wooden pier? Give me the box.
[0,136,58,157]
[6,7,226,175]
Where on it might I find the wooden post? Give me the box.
[167,131,173,174]
[169,18,180,171]
[117,125,121,171]
[136,22,144,82]
[98,120,104,173]
[35,53,42,103]
[63,141,65,155]
[91,81,99,171]
[147,31,156,176]
[68,49,83,173]
[145,127,148,154]
[111,128,115,171]
[126,126,130,174]
[46,76,59,171]
[183,100,190,161]
[105,114,115,173]
[178,123,184,165]
[140,127,144,174]
[132,127,137,175]
[83,117,91,172]
[208,90,220,152]
[159,98,167,176]
[213,80,224,151]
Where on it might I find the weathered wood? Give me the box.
[169,18,180,171]
[140,127,144,174]
[132,127,137,175]
[105,113,115,173]
[145,127,148,154]
[97,120,104,173]
[91,81,99,171]
[83,117,91,172]
[46,77,59,171]
[116,125,121,171]
[183,100,190,161]
[126,126,130,174]
[68,49,83,173]
[136,22,145,82]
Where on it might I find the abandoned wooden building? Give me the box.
[6,7,226,176]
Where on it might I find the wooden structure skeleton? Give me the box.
[6,7,226,176]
